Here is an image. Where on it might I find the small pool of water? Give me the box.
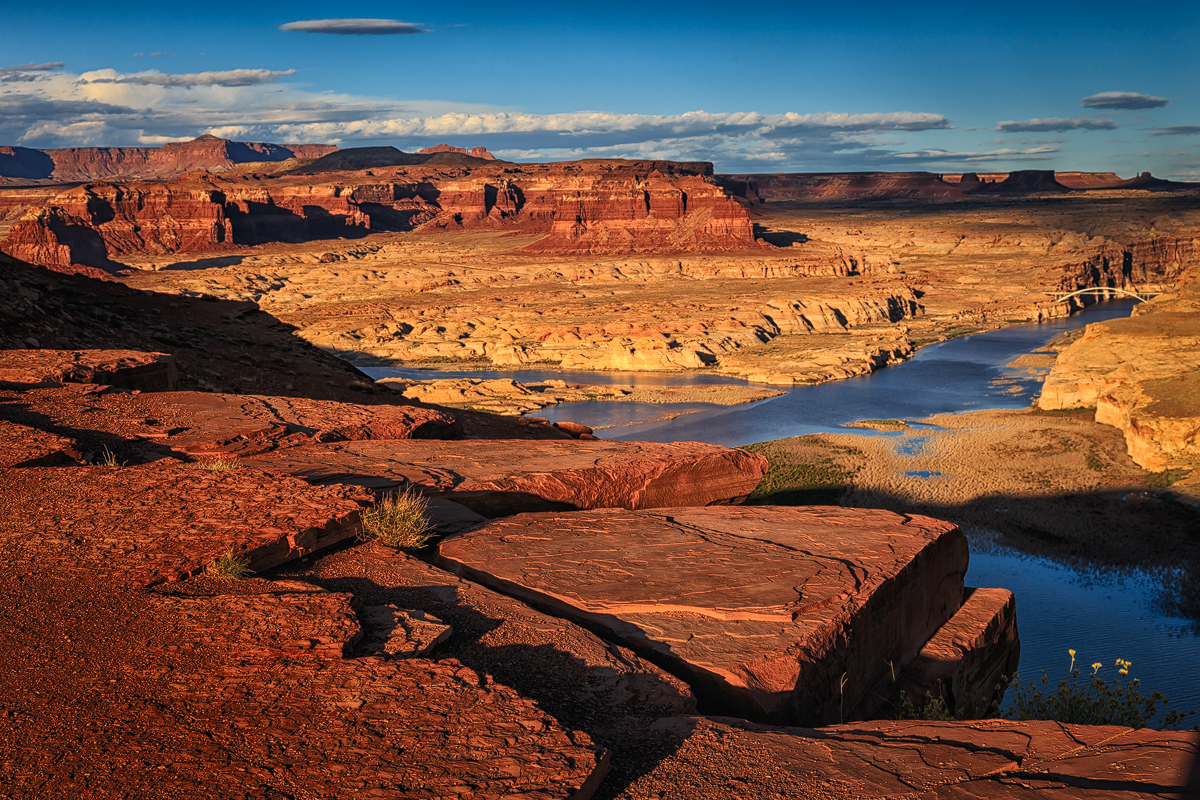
[903,470,944,479]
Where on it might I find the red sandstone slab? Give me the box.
[152,589,364,661]
[0,464,372,584]
[0,419,79,466]
[3,388,460,457]
[622,716,1199,798]
[436,506,967,725]
[243,438,769,513]
[0,348,178,391]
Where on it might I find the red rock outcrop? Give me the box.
[244,438,769,512]
[0,348,178,390]
[436,506,989,725]
[4,463,372,585]
[623,716,1200,798]
[417,143,497,160]
[0,135,338,183]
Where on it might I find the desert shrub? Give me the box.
[358,487,433,549]
[348,379,377,394]
[1006,650,1195,730]
[190,455,242,472]
[205,549,253,581]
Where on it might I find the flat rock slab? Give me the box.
[359,604,452,657]
[244,438,769,513]
[0,418,79,466]
[0,348,178,391]
[153,588,364,661]
[0,464,371,585]
[619,716,1200,799]
[0,387,460,460]
[437,506,968,725]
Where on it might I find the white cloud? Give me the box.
[996,117,1116,132]
[0,61,963,169]
[894,145,1059,162]
[1081,91,1169,110]
[280,19,427,35]
[81,69,297,88]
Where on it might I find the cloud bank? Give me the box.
[82,69,297,88]
[1152,125,1200,136]
[996,117,1116,132]
[280,19,427,35]
[1081,91,1169,110]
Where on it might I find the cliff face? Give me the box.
[0,136,339,184]
[0,160,760,269]
[1038,272,1200,475]
[2,181,235,269]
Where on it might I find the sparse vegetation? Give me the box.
[1005,650,1195,730]
[358,487,434,549]
[96,446,125,467]
[205,548,253,581]
[348,379,377,394]
[1085,449,1105,471]
[1144,469,1186,488]
[190,455,243,472]
[742,438,858,505]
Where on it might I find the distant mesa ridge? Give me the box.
[0,136,339,183]
[417,143,497,161]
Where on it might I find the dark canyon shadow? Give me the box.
[281,571,698,800]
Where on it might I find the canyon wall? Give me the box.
[1039,269,1200,475]
[0,160,759,268]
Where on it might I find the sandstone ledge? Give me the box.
[436,506,971,725]
[245,438,769,514]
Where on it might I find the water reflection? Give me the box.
[966,539,1200,716]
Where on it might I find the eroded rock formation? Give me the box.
[1,159,760,269]
[1039,270,1200,474]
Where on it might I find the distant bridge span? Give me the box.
[1049,287,1161,304]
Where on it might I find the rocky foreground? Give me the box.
[1,315,1197,795]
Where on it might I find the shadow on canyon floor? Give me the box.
[753,482,1200,626]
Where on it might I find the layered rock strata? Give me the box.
[244,438,769,513]
[1,158,759,269]
[378,376,784,415]
[435,506,1017,726]
[1039,276,1200,472]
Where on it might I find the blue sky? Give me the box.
[2,1,1197,176]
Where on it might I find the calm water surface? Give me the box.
[368,301,1200,717]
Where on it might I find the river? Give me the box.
[365,302,1200,720]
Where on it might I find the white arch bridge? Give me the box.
[1049,287,1162,304]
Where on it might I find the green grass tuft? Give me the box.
[358,487,434,549]
[205,549,253,581]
